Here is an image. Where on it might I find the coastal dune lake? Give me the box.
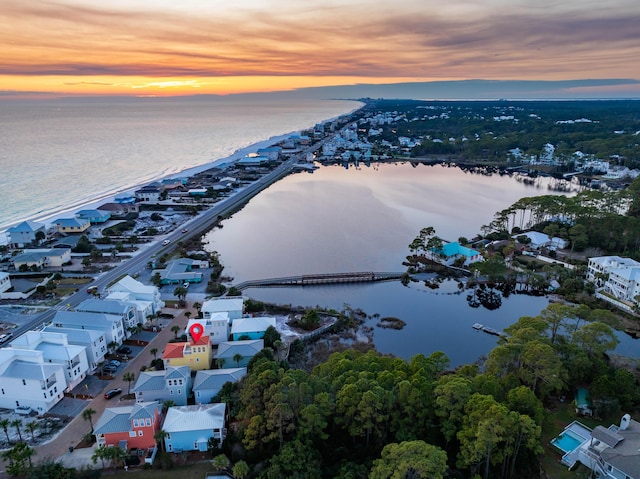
[204,162,639,366]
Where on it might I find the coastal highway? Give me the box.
[5,134,333,342]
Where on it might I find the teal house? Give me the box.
[439,242,483,266]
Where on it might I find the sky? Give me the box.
[1,0,639,98]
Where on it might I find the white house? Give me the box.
[587,256,640,283]
[0,272,11,294]
[0,348,67,414]
[577,415,640,479]
[76,298,139,335]
[202,297,243,323]
[186,314,230,346]
[51,310,125,347]
[12,248,71,270]
[6,221,46,247]
[42,325,106,371]
[106,275,164,318]
[10,331,89,391]
[514,231,551,249]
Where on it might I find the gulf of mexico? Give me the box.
[0,96,361,231]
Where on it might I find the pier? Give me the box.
[233,271,405,290]
[472,323,508,338]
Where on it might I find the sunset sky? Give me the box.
[1,0,639,97]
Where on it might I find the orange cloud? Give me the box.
[1,0,639,96]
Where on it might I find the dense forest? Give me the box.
[358,99,640,169]
[209,298,638,479]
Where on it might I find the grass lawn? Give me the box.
[108,461,214,479]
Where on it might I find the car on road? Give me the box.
[181,229,188,233]
[0,332,13,344]
[162,239,170,246]
[117,346,132,354]
[87,285,98,294]
[104,388,122,399]
[108,359,121,367]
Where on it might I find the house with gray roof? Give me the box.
[6,220,46,247]
[132,366,192,406]
[163,403,227,453]
[0,348,67,414]
[577,414,640,479]
[193,368,246,405]
[10,330,89,391]
[12,248,71,270]
[94,401,161,456]
[106,275,164,318]
[215,339,263,368]
[76,298,139,333]
[42,325,107,370]
[202,297,243,322]
[97,202,139,217]
[51,310,125,347]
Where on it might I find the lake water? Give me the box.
[203,162,638,366]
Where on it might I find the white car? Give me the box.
[162,239,171,246]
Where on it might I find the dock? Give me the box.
[233,271,405,291]
[472,323,507,338]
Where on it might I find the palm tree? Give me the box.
[233,353,243,367]
[212,453,230,471]
[185,311,192,321]
[171,325,181,339]
[173,286,188,306]
[161,400,175,414]
[150,347,158,360]
[10,419,23,443]
[82,408,96,433]
[0,418,11,445]
[123,371,136,395]
[107,341,118,354]
[154,429,168,453]
[233,460,250,479]
[91,445,109,469]
[25,422,38,443]
[193,302,202,317]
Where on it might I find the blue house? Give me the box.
[76,209,111,224]
[132,366,192,406]
[230,316,276,341]
[216,340,263,368]
[193,368,246,405]
[163,403,227,452]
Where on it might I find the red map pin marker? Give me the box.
[189,323,204,343]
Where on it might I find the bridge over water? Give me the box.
[233,271,405,290]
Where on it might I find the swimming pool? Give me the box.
[551,429,586,453]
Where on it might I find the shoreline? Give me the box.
[0,101,364,240]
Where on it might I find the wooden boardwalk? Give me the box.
[233,271,405,290]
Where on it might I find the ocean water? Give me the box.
[0,96,360,232]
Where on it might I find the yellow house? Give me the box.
[162,335,212,371]
[51,217,91,234]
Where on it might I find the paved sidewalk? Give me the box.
[0,302,195,478]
